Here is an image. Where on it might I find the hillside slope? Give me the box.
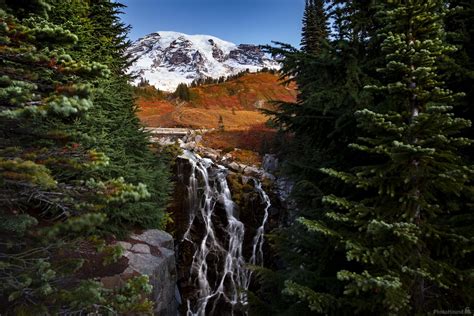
[137,72,297,129]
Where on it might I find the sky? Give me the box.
[117,0,305,47]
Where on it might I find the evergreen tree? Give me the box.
[300,0,328,54]
[0,0,168,313]
[443,0,474,160]
[174,82,190,101]
[48,0,171,234]
[218,114,225,131]
[307,1,473,313]
[254,1,380,314]
[256,0,473,314]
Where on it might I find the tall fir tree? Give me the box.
[0,0,167,313]
[300,0,328,54]
[254,1,380,315]
[443,0,474,160]
[48,0,171,235]
[174,82,190,101]
[308,0,474,313]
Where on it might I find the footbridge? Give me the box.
[145,127,212,143]
[145,127,191,138]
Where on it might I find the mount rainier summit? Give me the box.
[127,31,280,91]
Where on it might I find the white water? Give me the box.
[246,180,271,285]
[180,150,271,316]
[245,179,272,289]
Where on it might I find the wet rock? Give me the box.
[198,146,220,161]
[262,172,276,182]
[182,141,197,151]
[228,161,243,172]
[204,152,219,161]
[263,154,278,173]
[242,165,260,177]
[173,150,256,315]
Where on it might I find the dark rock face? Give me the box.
[172,156,238,315]
[168,51,192,65]
[212,45,225,62]
[158,39,267,69]
[163,38,193,66]
[170,37,193,49]
[262,154,278,173]
[228,44,265,65]
[128,32,161,56]
[192,51,204,64]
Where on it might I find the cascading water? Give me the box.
[177,150,271,316]
[245,180,271,288]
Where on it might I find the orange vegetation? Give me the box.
[136,72,297,129]
[137,99,176,127]
[189,72,297,110]
[136,72,297,163]
[226,149,262,166]
[201,124,277,153]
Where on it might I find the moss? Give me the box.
[226,173,255,209]
[261,178,274,191]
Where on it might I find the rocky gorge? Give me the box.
[105,131,291,315]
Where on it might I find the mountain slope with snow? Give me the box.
[127,31,280,91]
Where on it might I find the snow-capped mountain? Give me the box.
[127,31,280,92]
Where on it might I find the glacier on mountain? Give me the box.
[127,31,280,91]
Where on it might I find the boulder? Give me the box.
[182,141,197,151]
[221,153,233,162]
[263,154,278,173]
[228,161,243,173]
[198,147,220,161]
[242,165,261,178]
[194,134,203,144]
[110,230,180,316]
[130,229,174,249]
[262,172,276,182]
[130,243,151,254]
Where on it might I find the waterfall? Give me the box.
[246,179,270,289]
[178,150,271,316]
